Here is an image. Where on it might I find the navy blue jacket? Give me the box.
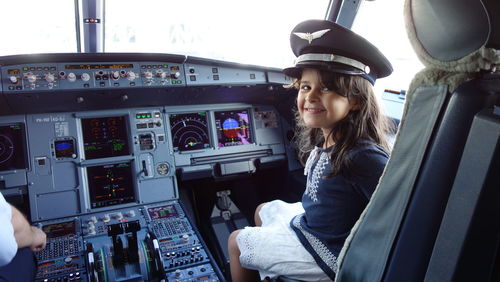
[291,143,389,279]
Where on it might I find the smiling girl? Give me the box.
[228,19,393,281]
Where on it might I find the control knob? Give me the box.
[127,71,137,81]
[102,214,111,223]
[87,226,96,235]
[81,73,91,82]
[9,76,18,84]
[115,212,123,220]
[126,210,136,217]
[155,70,167,79]
[26,73,37,83]
[67,72,77,82]
[111,71,120,80]
[170,72,181,79]
[143,71,153,80]
[45,73,55,83]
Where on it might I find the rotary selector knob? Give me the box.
[9,76,18,84]
[87,226,96,235]
[115,212,123,220]
[89,216,98,223]
[67,72,77,82]
[81,73,91,82]
[111,71,120,80]
[127,71,136,81]
[45,73,55,83]
[26,73,37,83]
[155,70,167,79]
[171,72,181,79]
[126,210,136,217]
[102,214,111,223]
[144,71,153,80]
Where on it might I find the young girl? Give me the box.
[228,19,393,281]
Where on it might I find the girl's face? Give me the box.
[297,69,356,134]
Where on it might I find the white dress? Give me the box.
[236,199,331,281]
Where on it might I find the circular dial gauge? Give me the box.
[169,112,211,152]
[156,162,170,175]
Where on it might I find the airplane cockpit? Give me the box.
[0,0,499,281]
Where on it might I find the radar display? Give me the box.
[169,112,210,152]
[0,124,28,172]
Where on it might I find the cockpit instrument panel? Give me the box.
[81,116,130,160]
[147,204,179,220]
[0,123,28,172]
[87,162,135,209]
[214,109,253,147]
[42,220,77,238]
[169,112,211,152]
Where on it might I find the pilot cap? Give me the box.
[283,19,393,84]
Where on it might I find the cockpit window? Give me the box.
[0,0,77,56]
[351,0,424,94]
[104,0,330,68]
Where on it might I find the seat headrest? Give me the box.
[405,0,500,72]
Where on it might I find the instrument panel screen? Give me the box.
[148,205,179,220]
[87,162,135,208]
[81,116,130,160]
[214,109,253,147]
[169,112,211,152]
[42,221,76,238]
[0,123,28,172]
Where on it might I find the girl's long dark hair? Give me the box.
[293,70,391,176]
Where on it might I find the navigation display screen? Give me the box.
[42,221,76,238]
[87,162,135,208]
[214,109,253,147]
[0,124,28,172]
[148,205,179,220]
[169,112,211,152]
[81,116,130,160]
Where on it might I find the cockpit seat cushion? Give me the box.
[405,0,500,72]
[404,0,500,96]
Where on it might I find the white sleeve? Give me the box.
[0,193,18,267]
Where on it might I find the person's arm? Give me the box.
[11,206,47,252]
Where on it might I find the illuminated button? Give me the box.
[8,86,14,90]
